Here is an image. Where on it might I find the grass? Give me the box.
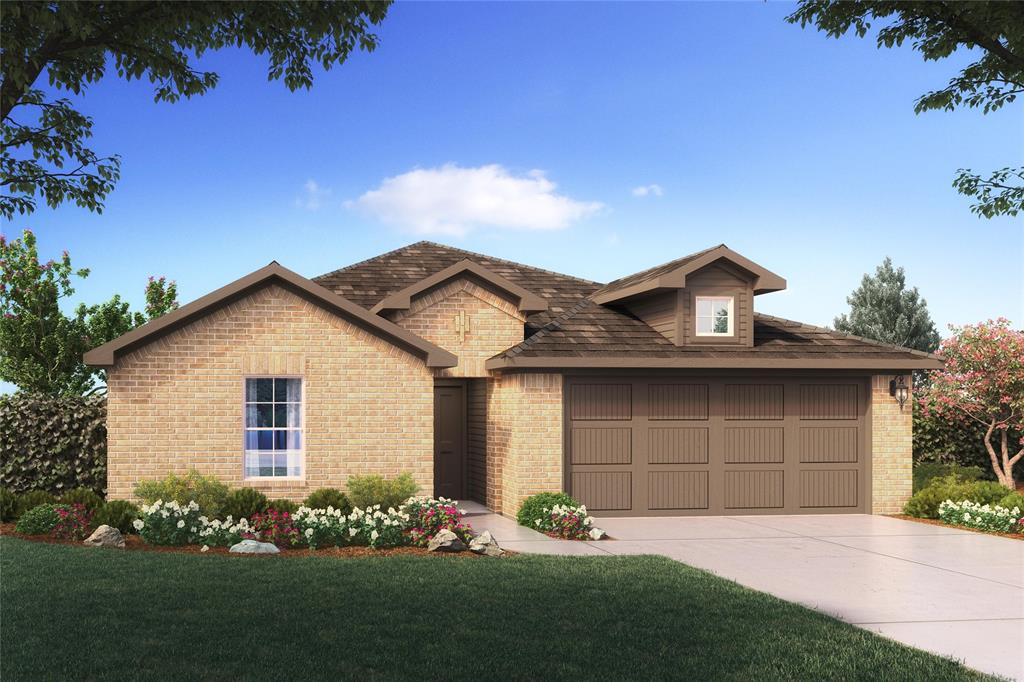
[1,537,993,681]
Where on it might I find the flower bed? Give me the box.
[534,503,606,540]
[937,499,1022,534]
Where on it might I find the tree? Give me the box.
[0,229,177,395]
[788,2,1024,218]
[834,257,940,353]
[923,319,1024,489]
[1,2,391,219]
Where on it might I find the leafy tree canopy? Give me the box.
[0,1,391,219]
[0,229,177,395]
[833,257,940,353]
[788,1,1024,218]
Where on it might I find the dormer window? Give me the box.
[696,296,733,336]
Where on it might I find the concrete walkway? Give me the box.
[465,508,1024,681]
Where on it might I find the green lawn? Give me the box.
[1,537,992,681]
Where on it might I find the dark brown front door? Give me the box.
[434,384,466,499]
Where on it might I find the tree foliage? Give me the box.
[0,229,177,395]
[0,1,391,219]
[833,257,940,353]
[788,1,1024,218]
[922,319,1024,488]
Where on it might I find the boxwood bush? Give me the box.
[0,487,17,522]
[517,492,581,529]
[912,462,985,493]
[267,498,299,514]
[60,487,105,513]
[15,490,56,518]
[93,500,142,534]
[222,487,268,520]
[997,491,1024,512]
[903,474,1010,519]
[134,470,230,517]
[14,503,64,535]
[347,474,418,510]
[303,488,349,512]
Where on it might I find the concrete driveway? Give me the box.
[470,511,1024,680]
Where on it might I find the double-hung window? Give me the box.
[695,296,734,336]
[244,378,302,478]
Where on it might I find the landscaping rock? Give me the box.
[427,529,465,552]
[83,525,125,549]
[589,528,607,541]
[229,539,280,554]
[469,530,503,557]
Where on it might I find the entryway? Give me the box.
[433,382,465,499]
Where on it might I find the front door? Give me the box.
[433,384,466,499]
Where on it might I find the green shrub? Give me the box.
[517,492,580,529]
[0,487,17,522]
[15,490,56,518]
[912,462,985,493]
[913,399,1023,480]
[60,487,105,513]
[93,500,142,534]
[0,393,107,494]
[222,487,268,520]
[134,470,230,517]
[347,474,419,511]
[303,488,350,512]
[267,498,299,514]
[996,491,1024,512]
[903,475,1010,519]
[15,503,64,535]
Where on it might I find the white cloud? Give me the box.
[347,164,603,236]
[295,179,331,211]
[632,184,664,198]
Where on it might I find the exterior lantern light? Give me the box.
[889,375,909,411]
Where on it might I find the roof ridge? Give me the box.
[312,241,435,282]
[415,241,603,286]
[593,243,725,295]
[753,312,941,359]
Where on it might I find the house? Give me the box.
[85,242,940,517]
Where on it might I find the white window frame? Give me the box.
[242,376,305,481]
[695,296,734,336]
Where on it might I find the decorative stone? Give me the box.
[83,525,125,549]
[588,528,607,541]
[229,539,280,554]
[469,530,503,557]
[427,529,465,552]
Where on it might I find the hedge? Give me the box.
[913,399,1023,480]
[0,393,106,495]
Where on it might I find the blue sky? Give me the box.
[4,1,1022,337]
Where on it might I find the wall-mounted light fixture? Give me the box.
[889,375,909,411]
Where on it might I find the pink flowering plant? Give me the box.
[403,497,473,547]
[536,504,605,540]
[246,509,301,548]
[52,503,92,540]
[923,319,1024,489]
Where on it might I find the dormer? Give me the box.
[592,245,786,347]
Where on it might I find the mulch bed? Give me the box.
[0,523,496,558]
[889,515,1023,541]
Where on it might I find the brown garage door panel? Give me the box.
[649,471,708,509]
[572,471,631,511]
[649,384,709,420]
[800,470,858,507]
[800,384,859,420]
[724,470,784,509]
[649,427,708,464]
[570,384,632,420]
[725,384,784,420]
[571,427,632,465]
[724,427,784,464]
[800,427,858,463]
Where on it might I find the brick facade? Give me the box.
[870,374,913,513]
[485,372,563,517]
[106,284,434,501]
[390,278,525,378]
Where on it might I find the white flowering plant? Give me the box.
[403,497,473,547]
[938,499,1022,533]
[535,503,604,540]
[344,505,411,548]
[134,499,203,546]
[292,505,349,550]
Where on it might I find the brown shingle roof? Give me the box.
[313,241,600,327]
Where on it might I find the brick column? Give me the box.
[870,374,913,513]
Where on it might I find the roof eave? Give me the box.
[485,355,943,371]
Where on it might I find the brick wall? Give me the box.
[870,374,913,513]
[106,284,434,501]
[390,278,525,378]
[485,372,563,517]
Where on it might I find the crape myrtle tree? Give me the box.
[0,229,177,395]
[834,257,941,353]
[788,1,1024,218]
[922,319,1024,489]
[0,1,392,219]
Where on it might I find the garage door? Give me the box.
[565,377,868,516]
